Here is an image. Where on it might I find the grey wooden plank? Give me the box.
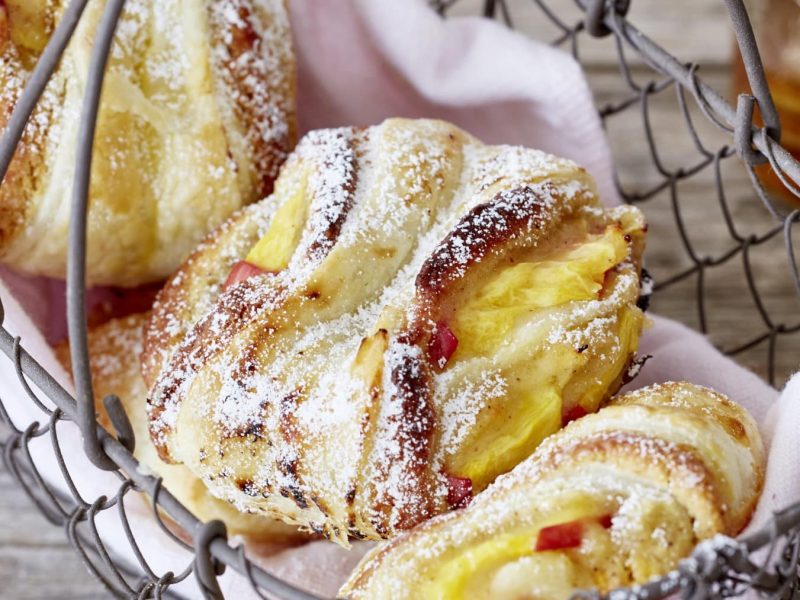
[447,0,733,67]
[0,466,108,598]
[0,546,110,600]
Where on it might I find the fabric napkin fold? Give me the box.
[292,0,620,205]
[0,0,795,598]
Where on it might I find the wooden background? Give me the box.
[1,0,798,597]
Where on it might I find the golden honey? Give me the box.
[732,0,800,204]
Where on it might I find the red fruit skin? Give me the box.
[535,520,584,551]
[429,322,458,369]
[223,260,270,290]
[599,268,615,299]
[562,404,588,426]
[446,474,473,510]
[534,514,614,552]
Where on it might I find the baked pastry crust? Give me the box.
[143,118,647,544]
[340,382,765,599]
[56,312,304,542]
[0,0,296,286]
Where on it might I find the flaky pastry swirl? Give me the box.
[143,118,648,543]
[57,312,304,542]
[340,382,765,599]
[0,0,295,286]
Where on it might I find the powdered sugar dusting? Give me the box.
[287,128,358,279]
[0,0,295,285]
[145,119,647,543]
[341,384,762,598]
[208,0,294,196]
[436,370,507,453]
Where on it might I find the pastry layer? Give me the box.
[143,118,648,543]
[340,382,765,599]
[0,0,296,286]
[56,312,304,542]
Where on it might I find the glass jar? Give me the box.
[732,0,800,203]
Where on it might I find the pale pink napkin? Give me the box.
[0,0,796,598]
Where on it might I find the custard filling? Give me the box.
[452,225,629,359]
[443,225,639,489]
[421,495,612,598]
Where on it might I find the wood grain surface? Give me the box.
[0,467,107,600]
[1,0,797,597]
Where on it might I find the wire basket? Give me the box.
[0,0,798,598]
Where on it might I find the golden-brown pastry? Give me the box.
[143,118,648,544]
[56,312,304,542]
[0,0,296,286]
[340,382,765,599]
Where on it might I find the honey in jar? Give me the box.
[732,0,800,204]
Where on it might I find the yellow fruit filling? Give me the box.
[422,532,533,599]
[420,492,694,599]
[246,171,311,272]
[5,1,52,55]
[443,225,638,489]
[488,553,592,599]
[446,384,565,490]
[452,225,629,359]
[420,494,610,599]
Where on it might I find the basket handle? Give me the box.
[67,0,131,471]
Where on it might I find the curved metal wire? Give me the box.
[66,0,129,472]
[0,0,798,598]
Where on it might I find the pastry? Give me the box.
[143,118,648,544]
[340,382,765,599]
[56,312,304,542]
[0,0,296,286]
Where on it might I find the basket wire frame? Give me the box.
[445,0,800,386]
[0,0,797,598]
